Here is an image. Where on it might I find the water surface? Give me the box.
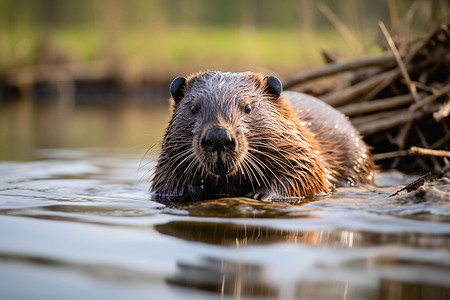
[1,148,450,300]
[1,100,450,300]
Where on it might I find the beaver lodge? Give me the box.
[284,23,450,176]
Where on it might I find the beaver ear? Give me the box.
[264,75,282,98]
[170,76,187,104]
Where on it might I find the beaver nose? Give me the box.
[202,127,235,152]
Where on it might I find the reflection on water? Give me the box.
[161,196,321,218]
[1,99,450,299]
[378,280,450,300]
[168,257,279,298]
[169,258,450,299]
[155,220,450,249]
[0,95,169,161]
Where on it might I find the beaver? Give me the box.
[151,71,375,202]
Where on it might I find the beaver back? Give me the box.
[284,91,375,186]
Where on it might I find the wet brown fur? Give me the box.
[151,71,374,201]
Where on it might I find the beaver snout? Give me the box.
[201,127,235,152]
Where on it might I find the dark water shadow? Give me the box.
[158,196,322,219]
[155,220,450,249]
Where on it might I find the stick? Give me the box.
[282,53,397,89]
[414,126,442,171]
[338,93,414,116]
[378,21,421,103]
[389,172,431,197]
[409,84,450,112]
[394,120,413,149]
[351,109,403,126]
[321,68,400,107]
[355,108,429,136]
[409,146,450,158]
[361,60,428,101]
[372,150,410,161]
[373,146,450,161]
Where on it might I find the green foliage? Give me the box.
[0,0,445,72]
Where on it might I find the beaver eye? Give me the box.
[244,104,252,114]
[190,105,198,115]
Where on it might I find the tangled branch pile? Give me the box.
[284,24,450,174]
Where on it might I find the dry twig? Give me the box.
[389,172,431,197]
[282,54,396,89]
[409,146,450,158]
[378,21,421,103]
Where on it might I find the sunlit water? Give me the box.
[1,148,449,300]
[1,100,450,300]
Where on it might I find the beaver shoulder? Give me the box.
[284,91,374,185]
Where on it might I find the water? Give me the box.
[1,99,450,300]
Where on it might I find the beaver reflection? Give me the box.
[167,257,278,298]
[154,221,320,246]
[155,221,450,249]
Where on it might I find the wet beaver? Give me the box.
[151,71,375,201]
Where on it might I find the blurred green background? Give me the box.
[1,0,447,77]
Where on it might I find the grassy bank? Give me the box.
[0,25,382,76]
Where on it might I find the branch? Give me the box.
[409,146,450,158]
[355,108,430,136]
[282,54,397,89]
[409,84,450,112]
[321,68,400,107]
[378,21,421,103]
[338,93,414,116]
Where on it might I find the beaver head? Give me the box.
[151,71,328,201]
[169,72,281,177]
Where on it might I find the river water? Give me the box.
[1,98,450,300]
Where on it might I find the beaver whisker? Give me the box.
[199,158,212,179]
[183,153,200,175]
[243,153,272,188]
[230,159,241,177]
[234,159,247,184]
[166,150,193,173]
[247,151,282,178]
[248,138,317,176]
[250,133,324,175]
[243,155,261,184]
[167,152,201,191]
[242,155,263,188]
[240,157,257,192]
[249,146,297,173]
[174,151,196,172]
[251,148,324,197]
[245,151,269,171]
[247,151,289,192]
[248,156,269,186]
